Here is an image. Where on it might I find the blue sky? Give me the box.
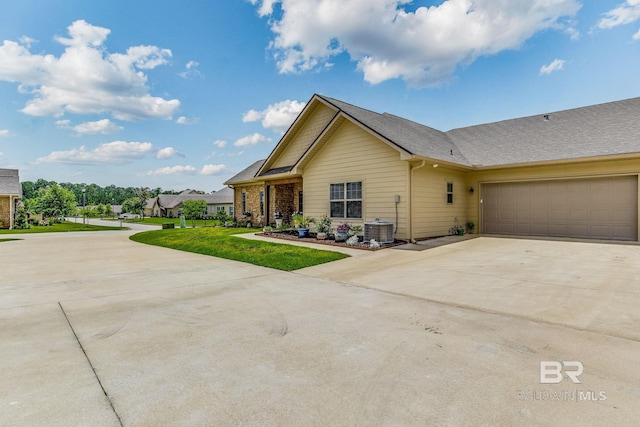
[1,0,639,192]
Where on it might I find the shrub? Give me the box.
[14,208,30,229]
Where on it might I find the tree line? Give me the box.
[17,179,196,225]
[21,179,183,205]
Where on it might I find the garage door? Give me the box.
[482,176,638,241]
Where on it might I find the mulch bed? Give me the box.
[257,231,406,251]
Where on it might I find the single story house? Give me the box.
[0,168,21,229]
[145,187,234,218]
[225,94,640,242]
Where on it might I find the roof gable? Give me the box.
[257,98,339,176]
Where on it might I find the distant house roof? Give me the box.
[0,169,21,195]
[152,187,234,210]
[210,186,233,203]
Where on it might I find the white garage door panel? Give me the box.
[482,176,638,241]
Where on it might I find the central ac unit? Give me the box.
[364,219,394,244]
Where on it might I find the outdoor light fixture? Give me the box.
[469,187,474,194]
[433,164,439,168]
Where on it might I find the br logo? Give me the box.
[540,361,584,384]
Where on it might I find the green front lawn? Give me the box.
[130,227,349,271]
[0,221,125,234]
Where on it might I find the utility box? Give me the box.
[364,219,394,244]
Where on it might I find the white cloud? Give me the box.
[243,99,306,133]
[565,26,580,40]
[35,141,153,165]
[0,129,9,137]
[597,0,640,30]
[250,0,279,17]
[145,164,226,176]
[200,164,227,175]
[253,0,581,87]
[146,165,197,175]
[540,59,566,75]
[156,147,183,159]
[69,119,123,135]
[213,139,227,148]
[176,116,199,125]
[178,60,203,78]
[234,133,272,147]
[634,28,640,40]
[0,20,179,120]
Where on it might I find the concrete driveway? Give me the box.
[1,230,639,426]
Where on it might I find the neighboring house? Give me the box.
[0,169,21,229]
[145,187,234,218]
[225,94,640,242]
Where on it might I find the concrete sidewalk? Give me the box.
[2,231,639,426]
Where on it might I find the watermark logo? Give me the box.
[540,361,583,384]
[516,360,607,402]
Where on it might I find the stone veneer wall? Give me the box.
[274,184,294,223]
[234,184,265,226]
[0,197,10,228]
[266,178,303,225]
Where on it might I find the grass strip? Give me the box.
[130,227,349,271]
[0,222,125,234]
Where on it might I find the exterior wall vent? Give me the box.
[364,219,394,244]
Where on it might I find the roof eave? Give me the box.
[472,152,640,170]
[405,154,474,171]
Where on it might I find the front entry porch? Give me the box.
[266,178,303,227]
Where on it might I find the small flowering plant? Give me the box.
[316,214,332,233]
[336,222,350,233]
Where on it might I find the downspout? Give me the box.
[409,160,426,243]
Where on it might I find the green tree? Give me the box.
[36,183,77,222]
[121,197,143,215]
[23,198,38,213]
[181,200,208,227]
[135,187,149,219]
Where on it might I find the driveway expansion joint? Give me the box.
[58,302,124,427]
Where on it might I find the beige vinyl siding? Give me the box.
[270,104,336,169]
[412,166,469,238]
[302,121,409,239]
[466,158,640,234]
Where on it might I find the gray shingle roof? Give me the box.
[446,97,640,166]
[319,95,640,167]
[318,95,470,165]
[231,95,640,182]
[0,169,20,195]
[224,159,266,185]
